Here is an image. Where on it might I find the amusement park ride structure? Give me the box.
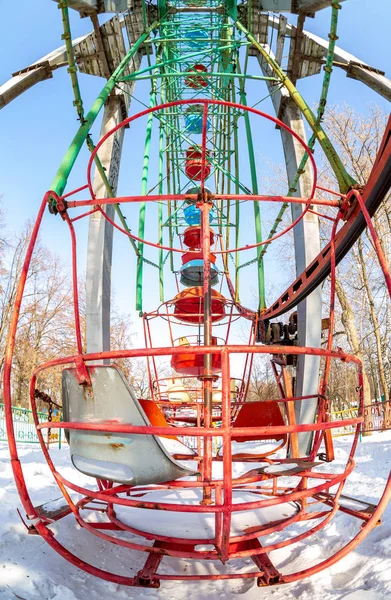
[2,0,391,589]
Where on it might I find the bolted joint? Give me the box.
[47,192,64,216]
[134,571,160,588]
[48,200,58,216]
[54,195,69,220]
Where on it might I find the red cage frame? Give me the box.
[3,102,391,588]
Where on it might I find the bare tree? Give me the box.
[320,104,390,430]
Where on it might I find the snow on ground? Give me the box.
[0,433,391,600]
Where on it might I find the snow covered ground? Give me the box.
[1,432,390,600]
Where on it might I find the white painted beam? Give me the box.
[267,15,391,102]
[257,48,322,456]
[0,64,53,109]
[259,0,346,13]
[296,0,346,13]
[85,52,141,357]
[299,26,391,101]
[86,95,124,358]
[51,0,133,16]
[0,10,150,110]
[259,1,292,11]
[0,33,89,109]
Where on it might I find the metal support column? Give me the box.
[85,92,128,356]
[257,50,322,455]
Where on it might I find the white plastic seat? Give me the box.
[165,377,192,403]
[62,365,197,486]
[211,378,238,403]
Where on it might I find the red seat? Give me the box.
[181,251,216,264]
[185,64,209,88]
[185,146,211,180]
[139,399,177,440]
[171,345,222,376]
[231,401,286,443]
[183,226,214,249]
[173,287,226,323]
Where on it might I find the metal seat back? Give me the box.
[62,365,197,486]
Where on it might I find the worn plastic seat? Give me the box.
[173,287,226,323]
[183,203,216,226]
[221,401,288,458]
[184,30,208,49]
[231,401,286,443]
[180,259,219,287]
[184,104,211,133]
[183,225,214,249]
[62,365,197,486]
[211,379,238,404]
[171,336,222,376]
[185,146,211,180]
[185,64,209,88]
[165,377,192,403]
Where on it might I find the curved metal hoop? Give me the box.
[81,99,318,255]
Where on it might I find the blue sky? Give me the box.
[0,0,390,345]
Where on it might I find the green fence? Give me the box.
[0,403,63,447]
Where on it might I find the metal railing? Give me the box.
[4,398,388,447]
[0,403,63,447]
[330,407,359,437]
[330,400,391,436]
[363,400,391,433]
[5,398,388,447]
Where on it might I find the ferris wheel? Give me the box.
[1,0,391,589]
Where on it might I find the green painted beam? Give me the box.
[50,22,159,198]
[235,18,356,193]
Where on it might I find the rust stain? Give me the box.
[110,443,124,450]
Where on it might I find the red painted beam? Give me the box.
[261,115,391,321]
